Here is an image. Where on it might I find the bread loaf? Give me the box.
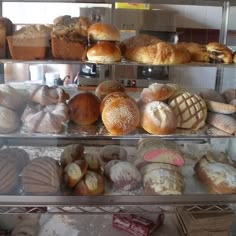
[0,17,13,58]
[7,24,51,60]
[168,92,207,130]
[205,100,236,114]
[194,155,236,194]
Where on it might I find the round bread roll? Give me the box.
[60,144,84,167]
[68,92,100,125]
[100,92,129,113]
[88,22,120,42]
[100,145,127,163]
[95,80,125,101]
[140,83,176,103]
[140,101,177,135]
[0,106,20,133]
[87,41,121,63]
[102,96,140,135]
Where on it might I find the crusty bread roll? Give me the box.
[88,22,120,42]
[140,101,177,135]
[0,106,20,133]
[101,95,140,135]
[140,83,177,103]
[68,92,100,125]
[168,92,207,130]
[95,80,125,101]
[120,34,162,55]
[125,41,191,65]
[206,42,233,63]
[233,51,236,63]
[87,41,121,63]
[178,42,210,62]
[100,92,129,113]
[194,155,236,194]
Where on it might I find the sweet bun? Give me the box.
[101,95,140,135]
[68,92,100,125]
[125,41,191,65]
[87,41,121,63]
[100,91,129,113]
[140,83,176,103]
[95,80,125,101]
[88,22,120,42]
[206,42,233,63]
[100,145,127,163]
[60,144,84,167]
[0,106,20,133]
[74,171,104,195]
[140,101,177,135]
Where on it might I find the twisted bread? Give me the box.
[28,84,69,106]
[21,103,68,133]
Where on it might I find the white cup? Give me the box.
[45,72,60,86]
[29,64,44,81]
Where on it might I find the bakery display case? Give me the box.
[0,0,236,235]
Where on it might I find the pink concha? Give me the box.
[109,161,142,191]
[144,149,185,166]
